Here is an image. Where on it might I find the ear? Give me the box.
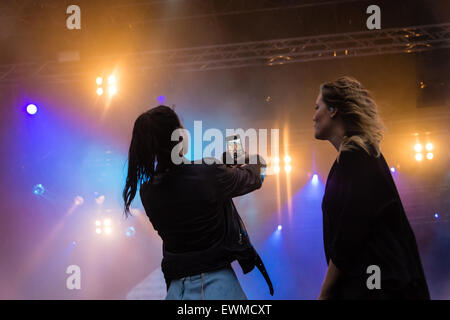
[329,107,338,118]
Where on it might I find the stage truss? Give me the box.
[0,23,449,84]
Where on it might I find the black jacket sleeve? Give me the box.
[211,155,265,200]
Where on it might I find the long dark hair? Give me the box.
[123,105,183,217]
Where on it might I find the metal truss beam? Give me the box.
[1,23,449,85]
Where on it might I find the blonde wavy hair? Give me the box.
[320,76,385,159]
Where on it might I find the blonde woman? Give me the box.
[313,76,429,299]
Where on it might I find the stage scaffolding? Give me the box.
[0,23,449,84]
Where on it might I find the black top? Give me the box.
[140,157,265,280]
[322,145,430,299]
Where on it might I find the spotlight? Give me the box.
[33,183,45,196]
[425,143,433,151]
[157,95,166,104]
[108,85,117,96]
[426,152,433,160]
[390,167,396,173]
[273,157,280,164]
[434,213,439,219]
[284,155,291,163]
[285,165,292,173]
[108,75,116,84]
[312,174,319,185]
[96,77,103,85]
[97,87,103,96]
[414,143,422,153]
[95,219,113,235]
[274,165,280,174]
[415,153,423,162]
[26,104,37,115]
[74,196,84,206]
[277,225,282,231]
[420,81,426,89]
[72,241,77,246]
[95,195,105,205]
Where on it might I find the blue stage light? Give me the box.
[72,241,77,246]
[33,184,45,195]
[277,225,282,231]
[125,226,136,237]
[74,196,84,206]
[157,95,166,104]
[27,104,37,115]
[434,213,439,219]
[390,167,396,173]
[312,174,319,185]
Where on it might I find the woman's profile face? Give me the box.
[313,92,335,140]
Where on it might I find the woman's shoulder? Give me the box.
[337,142,382,174]
[338,144,370,162]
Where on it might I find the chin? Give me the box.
[314,131,326,140]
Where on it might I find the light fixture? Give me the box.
[108,75,116,84]
[26,104,38,115]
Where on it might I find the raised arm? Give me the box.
[211,154,266,199]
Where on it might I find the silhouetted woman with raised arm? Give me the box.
[123,106,271,300]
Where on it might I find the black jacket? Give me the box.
[140,156,273,295]
[322,145,430,299]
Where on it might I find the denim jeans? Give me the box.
[165,265,247,300]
